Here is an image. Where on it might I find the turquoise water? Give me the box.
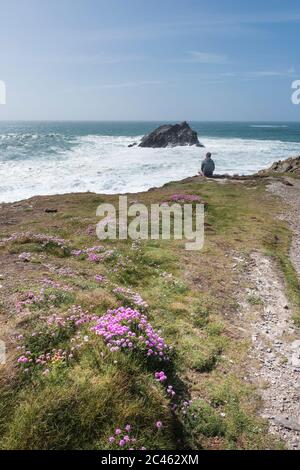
[0,121,300,202]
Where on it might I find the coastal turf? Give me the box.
[0,175,298,450]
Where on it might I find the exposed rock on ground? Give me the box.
[268,177,300,278]
[259,156,300,176]
[238,253,300,450]
[236,174,300,450]
[138,121,204,148]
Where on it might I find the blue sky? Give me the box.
[0,0,300,120]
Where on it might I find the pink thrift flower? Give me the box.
[156,421,163,429]
[17,355,29,364]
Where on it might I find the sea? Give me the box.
[1,121,300,203]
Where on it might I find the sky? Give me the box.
[0,0,300,121]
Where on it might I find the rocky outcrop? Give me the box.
[259,156,300,176]
[137,121,204,148]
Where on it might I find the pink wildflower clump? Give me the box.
[15,305,99,372]
[47,305,97,328]
[95,274,106,283]
[87,253,102,263]
[167,194,202,203]
[42,278,73,292]
[92,307,170,360]
[46,265,76,277]
[17,348,68,372]
[71,246,105,259]
[113,286,148,309]
[108,426,140,450]
[86,225,96,236]
[15,291,44,313]
[180,400,193,416]
[15,278,74,314]
[71,249,86,257]
[154,372,176,399]
[1,232,68,250]
[167,385,176,398]
[86,246,105,254]
[154,371,167,383]
[156,421,163,429]
[17,355,29,364]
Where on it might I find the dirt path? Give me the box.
[236,178,300,449]
[268,177,300,277]
[238,253,300,449]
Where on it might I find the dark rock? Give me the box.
[138,121,204,148]
[258,156,300,176]
[128,142,137,148]
[45,208,58,213]
[282,180,294,186]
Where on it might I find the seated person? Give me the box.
[200,152,215,177]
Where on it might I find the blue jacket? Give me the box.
[201,157,215,176]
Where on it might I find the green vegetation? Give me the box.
[0,176,296,449]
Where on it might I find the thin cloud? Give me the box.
[39,53,143,65]
[64,80,166,93]
[247,67,296,78]
[99,80,166,88]
[98,80,166,89]
[83,12,300,42]
[187,51,230,64]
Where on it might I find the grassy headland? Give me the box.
[0,173,299,450]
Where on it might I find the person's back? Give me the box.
[201,153,215,177]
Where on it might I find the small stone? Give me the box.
[45,208,58,213]
[274,416,300,432]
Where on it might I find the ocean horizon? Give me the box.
[1,120,300,203]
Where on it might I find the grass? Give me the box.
[273,254,300,326]
[0,175,296,450]
[247,295,264,306]
[1,354,175,450]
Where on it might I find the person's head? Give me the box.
[206,152,212,159]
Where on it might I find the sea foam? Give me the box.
[1,133,300,203]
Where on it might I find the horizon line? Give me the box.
[0,119,300,123]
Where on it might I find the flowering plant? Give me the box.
[166,194,202,203]
[92,307,170,361]
[113,286,148,310]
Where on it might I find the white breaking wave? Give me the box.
[1,134,300,203]
[249,125,289,128]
